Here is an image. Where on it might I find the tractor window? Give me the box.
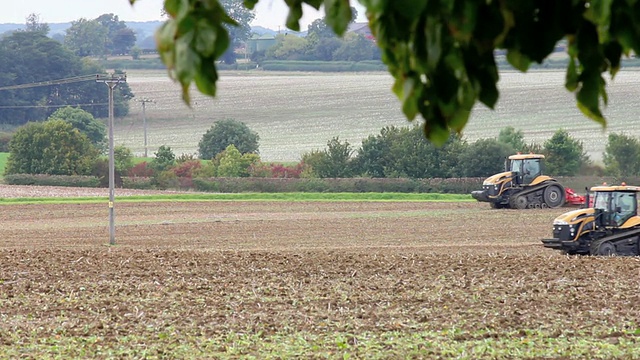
[523,159,541,184]
[510,160,522,173]
[613,192,636,226]
[593,192,610,210]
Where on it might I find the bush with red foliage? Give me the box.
[128,161,155,178]
[173,160,202,179]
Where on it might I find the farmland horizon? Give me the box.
[119,69,640,163]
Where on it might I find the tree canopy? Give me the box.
[0,28,133,125]
[132,0,638,144]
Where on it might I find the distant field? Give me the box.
[115,69,640,162]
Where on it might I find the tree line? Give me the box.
[6,112,640,188]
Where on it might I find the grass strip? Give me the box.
[2,329,638,359]
[0,192,474,205]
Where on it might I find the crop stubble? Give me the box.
[2,198,640,356]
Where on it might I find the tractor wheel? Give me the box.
[514,196,528,210]
[591,240,617,256]
[544,185,565,208]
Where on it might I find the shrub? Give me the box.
[544,129,590,176]
[3,174,100,187]
[114,145,135,175]
[214,144,260,177]
[129,161,155,177]
[172,160,202,178]
[47,106,107,151]
[603,133,640,176]
[150,145,176,172]
[5,120,100,176]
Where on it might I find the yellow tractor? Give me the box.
[542,184,640,256]
[471,153,565,209]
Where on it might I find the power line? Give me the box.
[0,74,100,92]
[0,103,108,109]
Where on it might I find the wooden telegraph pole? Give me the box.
[137,98,155,158]
[96,73,127,245]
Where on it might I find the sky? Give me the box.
[1,0,366,30]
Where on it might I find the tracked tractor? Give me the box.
[542,184,640,256]
[471,154,565,209]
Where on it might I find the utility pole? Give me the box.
[96,73,127,245]
[137,98,155,157]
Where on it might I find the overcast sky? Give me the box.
[2,0,366,30]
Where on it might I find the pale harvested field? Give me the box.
[119,69,640,162]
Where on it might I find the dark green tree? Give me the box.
[301,137,355,178]
[47,106,107,150]
[543,129,590,176]
[198,119,259,159]
[498,126,526,153]
[457,138,515,177]
[5,120,99,175]
[355,126,405,178]
[603,133,640,176]
[0,31,133,125]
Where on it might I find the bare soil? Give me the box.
[1,191,639,355]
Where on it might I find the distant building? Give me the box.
[247,34,277,53]
[347,22,373,39]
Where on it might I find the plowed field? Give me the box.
[2,199,640,358]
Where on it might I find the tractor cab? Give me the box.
[590,184,639,228]
[506,154,543,185]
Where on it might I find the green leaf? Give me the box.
[285,1,304,32]
[391,0,427,20]
[576,71,606,126]
[423,116,450,146]
[194,22,217,57]
[243,0,259,9]
[565,57,579,91]
[325,0,353,36]
[194,58,219,97]
[400,76,420,120]
[506,49,531,71]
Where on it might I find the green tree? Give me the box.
[47,106,107,150]
[265,34,309,60]
[543,129,590,176]
[114,145,135,175]
[498,127,526,153]
[5,120,99,175]
[198,119,259,160]
[355,126,406,178]
[214,144,260,177]
[64,18,109,57]
[96,13,137,55]
[151,145,176,172]
[0,31,133,125]
[389,127,466,178]
[319,137,355,178]
[603,133,640,176]
[332,33,377,61]
[457,138,515,177]
[24,13,50,35]
[140,0,634,143]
